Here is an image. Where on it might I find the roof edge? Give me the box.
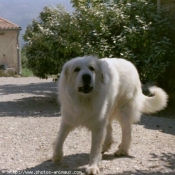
[0,17,21,30]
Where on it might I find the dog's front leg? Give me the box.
[52,120,72,162]
[86,125,106,175]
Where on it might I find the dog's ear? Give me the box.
[62,62,69,81]
[97,58,104,83]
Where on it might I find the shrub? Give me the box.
[21,47,33,77]
[23,0,175,83]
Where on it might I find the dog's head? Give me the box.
[62,56,103,95]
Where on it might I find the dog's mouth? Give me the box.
[78,85,93,94]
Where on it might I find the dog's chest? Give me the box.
[74,101,94,116]
[68,106,95,127]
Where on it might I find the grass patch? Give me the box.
[21,68,33,77]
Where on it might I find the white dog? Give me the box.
[52,56,168,174]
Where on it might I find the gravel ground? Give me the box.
[0,77,175,175]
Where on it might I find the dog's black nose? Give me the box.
[82,74,91,85]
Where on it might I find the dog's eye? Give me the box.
[74,67,80,72]
[89,66,95,71]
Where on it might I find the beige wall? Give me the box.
[0,30,19,73]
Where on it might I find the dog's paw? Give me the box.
[102,140,113,154]
[52,151,63,163]
[85,165,100,175]
[114,149,128,157]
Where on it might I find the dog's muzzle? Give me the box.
[78,86,93,94]
[78,74,93,94]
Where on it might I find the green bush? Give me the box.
[23,0,175,83]
[23,5,82,78]
[21,47,33,77]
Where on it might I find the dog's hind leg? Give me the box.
[102,123,113,153]
[114,106,132,156]
[52,121,72,162]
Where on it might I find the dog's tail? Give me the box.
[141,86,168,114]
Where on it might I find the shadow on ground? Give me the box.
[0,152,174,175]
[0,153,89,175]
[0,82,60,117]
[0,81,56,96]
[139,115,175,136]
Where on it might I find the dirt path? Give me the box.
[0,77,175,175]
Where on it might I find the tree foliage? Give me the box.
[24,0,175,83]
[23,5,82,78]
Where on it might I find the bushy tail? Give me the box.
[141,86,168,114]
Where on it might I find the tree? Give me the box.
[24,0,175,83]
[23,5,82,78]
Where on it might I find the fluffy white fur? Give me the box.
[52,56,168,174]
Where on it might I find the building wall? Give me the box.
[0,30,19,73]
